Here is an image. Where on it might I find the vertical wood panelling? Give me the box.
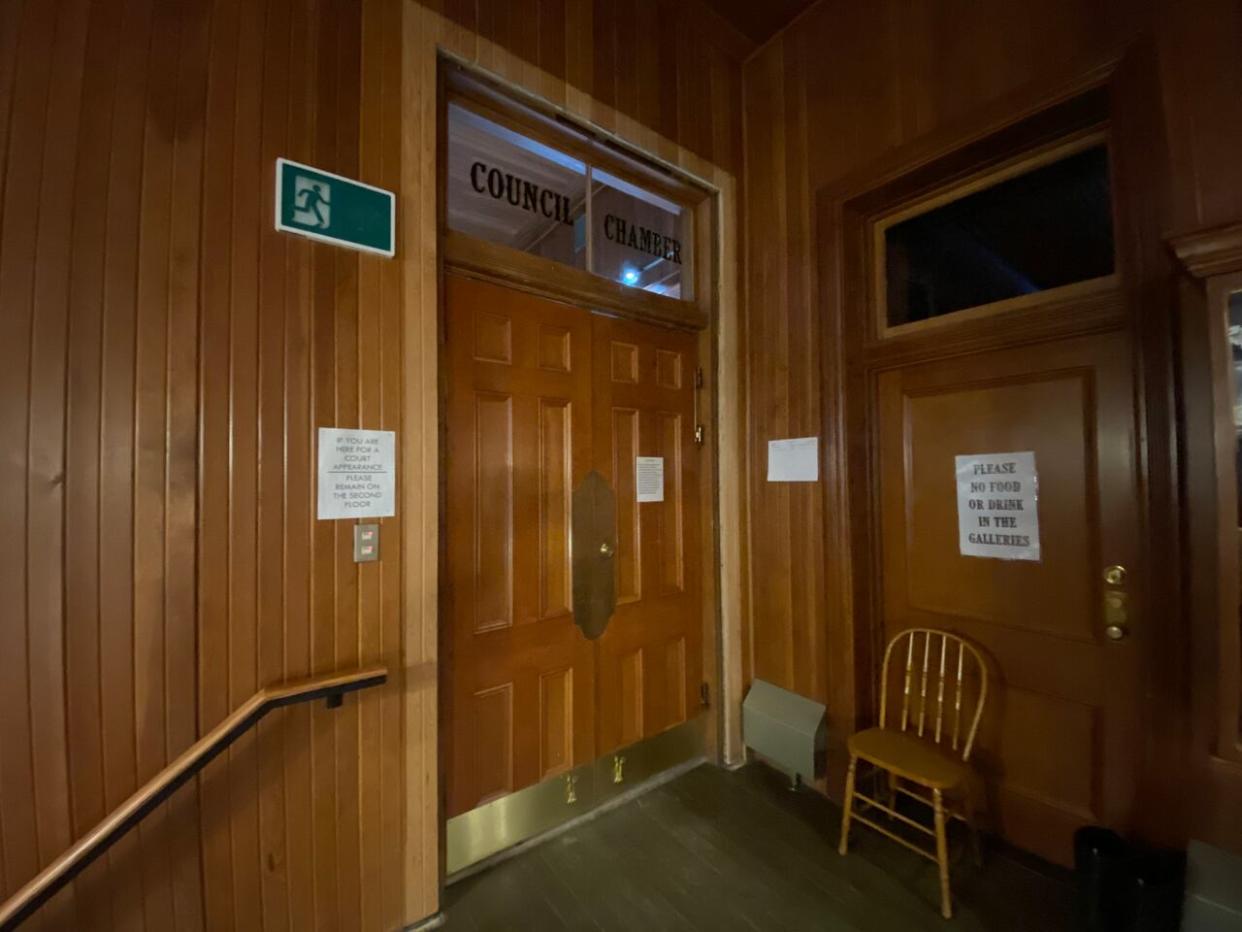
[1,0,744,927]
[741,0,1144,733]
[133,0,179,923]
[255,0,293,925]
[741,0,1242,854]
[372,0,405,925]
[63,2,118,924]
[1,0,411,928]
[165,3,210,928]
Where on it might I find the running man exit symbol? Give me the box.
[293,175,331,228]
[275,157,395,257]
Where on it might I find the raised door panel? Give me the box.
[654,410,685,595]
[474,393,514,633]
[877,331,1142,865]
[896,372,1094,641]
[612,406,642,603]
[446,275,596,816]
[471,683,515,806]
[538,668,574,779]
[538,399,573,620]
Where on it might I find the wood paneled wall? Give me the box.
[0,0,745,929]
[1154,0,1242,854]
[740,0,1242,853]
[0,0,407,928]
[741,0,1148,733]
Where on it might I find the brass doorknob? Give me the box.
[1104,624,1127,641]
[599,541,614,557]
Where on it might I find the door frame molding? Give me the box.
[814,39,1182,846]
[1166,222,1242,850]
[399,11,746,913]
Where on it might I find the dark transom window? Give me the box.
[882,144,1115,329]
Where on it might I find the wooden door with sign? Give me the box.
[445,275,596,816]
[875,331,1142,864]
[445,275,703,817]
[592,317,703,755]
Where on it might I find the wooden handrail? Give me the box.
[0,665,388,931]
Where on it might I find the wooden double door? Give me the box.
[872,326,1144,865]
[444,274,703,817]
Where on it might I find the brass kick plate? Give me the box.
[445,718,706,876]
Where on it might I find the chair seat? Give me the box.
[847,727,970,790]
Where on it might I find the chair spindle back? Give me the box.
[879,628,987,762]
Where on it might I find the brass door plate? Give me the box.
[571,470,617,640]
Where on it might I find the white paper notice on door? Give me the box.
[317,427,396,519]
[955,451,1040,561]
[636,456,664,502]
[767,437,819,482]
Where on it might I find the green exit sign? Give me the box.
[275,157,395,257]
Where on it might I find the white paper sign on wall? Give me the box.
[317,427,396,520]
[767,437,819,482]
[955,451,1040,561]
[636,456,665,502]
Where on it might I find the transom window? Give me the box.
[446,101,694,301]
[879,140,1115,331]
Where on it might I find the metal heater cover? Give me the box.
[742,678,827,783]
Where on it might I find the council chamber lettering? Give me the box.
[602,214,682,265]
[469,161,575,225]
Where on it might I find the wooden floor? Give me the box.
[443,762,1075,931]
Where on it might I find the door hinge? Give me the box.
[694,424,705,446]
[699,682,710,708]
[694,367,705,389]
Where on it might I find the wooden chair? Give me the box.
[837,628,989,919]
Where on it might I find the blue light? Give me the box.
[621,267,640,286]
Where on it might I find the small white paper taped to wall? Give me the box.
[767,437,819,482]
[318,427,396,520]
[955,451,1040,561]
[636,456,664,502]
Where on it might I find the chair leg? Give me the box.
[838,754,858,856]
[933,789,952,920]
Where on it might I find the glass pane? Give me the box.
[446,102,587,268]
[1227,291,1242,527]
[590,168,693,300]
[884,145,1114,328]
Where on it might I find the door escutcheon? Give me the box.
[571,470,618,640]
[1102,571,1129,641]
